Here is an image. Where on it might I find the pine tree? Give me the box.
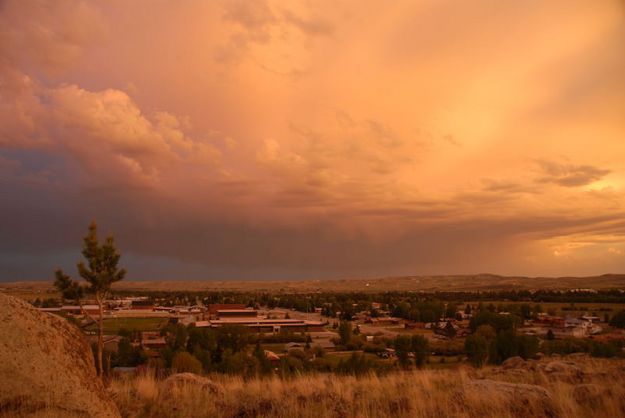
[53,221,126,376]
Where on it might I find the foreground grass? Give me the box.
[110,356,625,418]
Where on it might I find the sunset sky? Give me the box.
[1,0,624,281]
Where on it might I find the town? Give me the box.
[30,288,625,376]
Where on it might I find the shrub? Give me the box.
[609,311,625,328]
[172,351,203,374]
[465,334,489,367]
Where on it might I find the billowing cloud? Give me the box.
[0,0,624,280]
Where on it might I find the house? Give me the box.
[141,331,167,349]
[456,311,471,320]
[366,317,403,326]
[565,316,583,328]
[581,315,601,323]
[563,316,603,337]
[378,348,396,358]
[264,350,281,366]
[434,321,459,339]
[141,337,167,349]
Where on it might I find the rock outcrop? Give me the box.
[162,373,222,394]
[540,360,585,383]
[0,293,120,417]
[462,379,557,418]
[501,356,526,369]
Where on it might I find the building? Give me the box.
[207,304,246,314]
[365,317,403,326]
[313,340,336,352]
[264,350,281,366]
[434,321,459,339]
[217,309,258,319]
[60,305,101,316]
[195,318,326,333]
[563,316,603,337]
[131,300,154,310]
[141,331,167,349]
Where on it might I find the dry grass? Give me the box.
[110,357,625,418]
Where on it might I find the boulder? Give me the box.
[501,356,526,369]
[0,293,120,418]
[572,383,604,408]
[162,373,222,394]
[541,361,584,383]
[462,379,557,418]
[566,353,590,361]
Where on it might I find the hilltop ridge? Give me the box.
[2,273,625,296]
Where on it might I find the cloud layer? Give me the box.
[1,0,624,280]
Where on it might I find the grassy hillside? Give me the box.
[110,356,625,418]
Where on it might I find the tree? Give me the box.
[444,303,457,319]
[338,321,352,346]
[394,335,412,368]
[411,335,429,368]
[465,334,489,367]
[53,221,126,376]
[163,323,188,350]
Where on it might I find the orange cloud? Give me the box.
[0,0,624,279]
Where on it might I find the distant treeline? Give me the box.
[105,288,625,313]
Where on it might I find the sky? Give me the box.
[1,0,624,281]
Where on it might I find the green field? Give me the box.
[84,317,168,334]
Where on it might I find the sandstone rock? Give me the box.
[0,293,120,418]
[463,379,557,418]
[572,383,603,408]
[543,361,582,374]
[566,353,590,361]
[542,361,584,383]
[501,356,526,369]
[162,373,222,394]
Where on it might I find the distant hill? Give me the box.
[2,273,625,296]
